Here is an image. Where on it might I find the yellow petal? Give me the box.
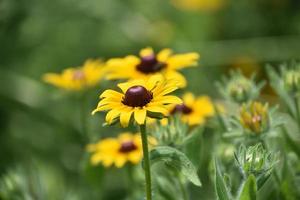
[154,95,182,104]
[105,109,121,124]
[157,48,173,62]
[146,106,168,115]
[100,89,123,98]
[134,108,147,125]
[115,155,127,168]
[92,104,117,115]
[140,47,154,57]
[120,109,133,127]
[146,74,163,91]
[183,92,195,106]
[166,71,187,88]
[129,151,142,164]
[102,157,114,167]
[155,85,178,97]
[90,153,103,165]
[167,52,200,70]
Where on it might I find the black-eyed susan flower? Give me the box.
[87,133,157,168]
[169,92,215,126]
[43,59,105,91]
[240,101,269,135]
[105,47,199,88]
[92,75,182,127]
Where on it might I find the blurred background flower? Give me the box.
[87,132,156,168]
[1,0,300,199]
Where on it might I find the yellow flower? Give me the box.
[240,101,269,134]
[105,47,199,88]
[171,0,225,12]
[169,92,215,125]
[87,133,157,168]
[92,75,182,127]
[43,59,105,90]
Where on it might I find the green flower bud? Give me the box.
[240,101,269,135]
[284,69,300,94]
[235,144,278,178]
[218,71,264,104]
[227,76,253,103]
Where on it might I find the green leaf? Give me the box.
[149,146,201,186]
[239,174,257,200]
[281,126,300,157]
[214,159,231,200]
[266,65,296,118]
[183,127,203,167]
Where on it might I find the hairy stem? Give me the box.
[140,124,152,200]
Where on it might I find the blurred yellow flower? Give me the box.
[43,59,105,91]
[169,92,215,125]
[87,133,157,168]
[92,75,182,127]
[171,0,225,12]
[105,47,199,88]
[231,56,260,77]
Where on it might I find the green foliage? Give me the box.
[149,146,201,187]
[214,159,232,200]
[2,0,300,199]
[238,174,257,200]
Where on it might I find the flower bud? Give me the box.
[284,69,300,94]
[240,101,269,135]
[235,144,278,178]
[218,72,264,104]
[227,76,253,103]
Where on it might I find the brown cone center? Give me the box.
[136,54,166,74]
[122,86,153,107]
[119,141,137,153]
[171,104,193,115]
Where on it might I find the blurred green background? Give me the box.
[1,0,300,199]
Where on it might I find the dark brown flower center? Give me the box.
[136,54,166,74]
[119,141,137,153]
[72,70,86,81]
[171,104,193,115]
[122,86,153,107]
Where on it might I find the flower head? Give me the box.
[240,101,269,135]
[169,92,215,126]
[92,75,182,127]
[87,133,157,168]
[43,59,105,90]
[218,71,264,104]
[235,144,278,178]
[105,47,199,88]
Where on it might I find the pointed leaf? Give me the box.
[239,174,257,200]
[149,146,201,186]
[214,159,231,200]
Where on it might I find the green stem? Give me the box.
[140,124,152,200]
[177,173,188,200]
